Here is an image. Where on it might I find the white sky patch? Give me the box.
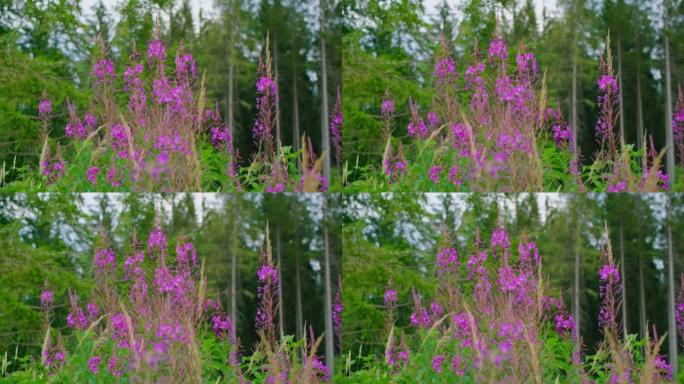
[81,0,559,34]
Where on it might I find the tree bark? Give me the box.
[570,0,579,156]
[276,221,284,339]
[295,245,303,342]
[635,3,644,153]
[323,196,334,376]
[292,65,301,154]
[573,196,581,342]
[231,196,238,337]
[664,0,676,186]
[619,221,628,337]
[274,37,282,148]
[666,195,678,375]
[319,0,331,181]
[225,0,237,139]
[638,252,647,340]
[617,36,625,147]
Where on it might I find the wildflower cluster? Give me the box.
[39,227,209,380]
[369,36,668,192]
[36,38,339,192]
[374,227,671,382]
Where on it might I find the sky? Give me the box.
[80,0,560,31]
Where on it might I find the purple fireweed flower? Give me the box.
[394,160,407,175]
[210,126,232,152]
[384,288,398,307]
[256,248,279,337]
[152,77,173,104]
[65,102,88,139]
[257,265,279,283]
[93,248,116,275]
[465,62,486,88]
[429,166,441,183]
[598,248,621,333]
[147,39,167,64]
[436,247,459,274]
[453,312,474,346]
[107,355,122,377]
[53,351,65,363]
[488,37,508,63]
[86,303,99,320]
[407,99,428,138]
[265,182,286,193]
[88,356,101,374]
[434,57,457,84]
[427,111,440,127]
[333,276,343,345]
[448,165,461,185]
[87,166,100,185]
[211,313,234,339]
[655,354,673,380]
[110,313,129,347]
[148,226,168,254]
[410,291,430,328]
[38,98,52,118]
[450,123,470,156]
[66,308,88,329]
[331,89,343,163]
[123,64,144,90]
[491,227,510,255]
[677,275,684,342]
[256,76,277,93]
[516,51,539,78]
[40,290,54,309]
[110,123,128,158]
[597,74,618,92]
[518,241,540,266]
[252,69,278,144]
[431,354,445,374]
[607,181,627,192]
[599,264,620,282]
[554,313,575,337]
[451,355,465,376]
[123,251,144,279]
[84,112,97,128]
[674,89,684,142]
[93,59,115,84]
[175,53,197,78]
[106,166,121,187]
[176,242,198,268]
[381,97,395,117]
[312,356,330,382]
[429,301,443,318]
[595,57,619,148]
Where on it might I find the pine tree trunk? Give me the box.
[619,221,628,337]
[573,197,581,341]
[231,198,238,337]
[323,196,334,376]
[227,1,235,138]
[635,5,644,153]
[666,196,678,375]
[664,1,676,186]
[570,0,579,155]
[292,66,301,154]
[276,221,284,339]
[295,250,303,342]
[320,0,331,181]
[617,36,625,147]
[638,252,647,340]
[636,66,644,153]
[274,38,282,148]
